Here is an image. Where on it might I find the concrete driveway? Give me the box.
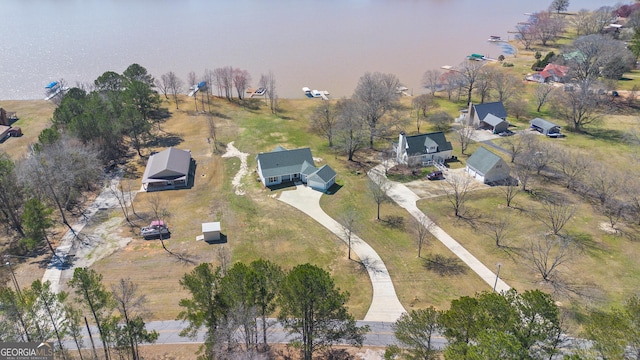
[278,185,407,322]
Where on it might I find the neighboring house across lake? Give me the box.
[530,117,562,137]
[467,101,509,133]
[256,146,336,192]
[465,147,510,184]
[395,131,453,167]
[142,147,192,191]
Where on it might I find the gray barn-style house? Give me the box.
[142,147,192,191]
[256,146,336,192]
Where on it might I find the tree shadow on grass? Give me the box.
[381,215,404,230]
[146,133,184,148]
[583,128,626,143]
[422,254,467,276]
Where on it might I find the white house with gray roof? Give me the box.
[142,147,192,191]
[465,147,510,184]
[256,146,336,192]
[395,131,453,166]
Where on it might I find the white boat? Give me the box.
[488,35,502,42]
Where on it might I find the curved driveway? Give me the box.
[368,165,510,293]
[278,185,407,322]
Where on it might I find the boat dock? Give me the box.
[302,87,329,100]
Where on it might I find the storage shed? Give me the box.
[202,222,221,242]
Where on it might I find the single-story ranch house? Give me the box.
[142,147,192,191]
[467,101,509,133]
[395,131,453,166]
[465,147,510,184]
[530,118,562,137]
[256,146,336,192]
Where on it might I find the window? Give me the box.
[293,173,299,179]
[268,176,278,183]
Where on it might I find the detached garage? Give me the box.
[466,147,510,184]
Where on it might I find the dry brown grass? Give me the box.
[0,100,56,160]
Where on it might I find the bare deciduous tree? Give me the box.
[586,166,619,206]
[368,176,391,221]
[352,72,401,148]
[458,60,485,105]
[412,94,438,133]
[206,114,218,152]
[536,200,576,236]
[442,173,473,217]
[491,70,522,104]
[259,71,278,114]
[422,69,442,96]
[555,148,590,190]
[530,11,565,46]
[412,214,433,258]
[232,68,251,100]
[486,216,511,247]
[335,99,366,161]
[526,235,572,283]
[457,125,475,155]
[338,207,359,260]
[188,71,198,112]
[310,101,338,147]
[535,83,555,112]
[498,182,520,207]
[515,22,536,51]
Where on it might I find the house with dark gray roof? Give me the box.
[465,147,510,184]
[256,146,336,192]
[395,131,453,166]
[530,118,561,137]
[467,101,509,133]
[142,147,192,191]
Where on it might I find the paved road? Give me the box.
[278,185,407,322]
[64,319,448,350]
[367,165,511,293]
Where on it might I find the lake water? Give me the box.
[0,0,617,100]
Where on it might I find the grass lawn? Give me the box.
[0,100,56,160]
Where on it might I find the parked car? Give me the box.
[498,129,514,137]
[141,220,170,239]
[426,170,444,180]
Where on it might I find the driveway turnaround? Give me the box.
[278,185,407,322]
[368,165,511,293]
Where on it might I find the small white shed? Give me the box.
[202,222,221,241]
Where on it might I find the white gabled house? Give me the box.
[256,146,336,192]
[465,147,510,184]
[395,131,453,166]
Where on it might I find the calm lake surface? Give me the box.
[0,0,617,100]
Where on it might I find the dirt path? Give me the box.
[41,172,136,293]
[221,141,249,195]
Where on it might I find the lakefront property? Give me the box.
[256,146,337,192]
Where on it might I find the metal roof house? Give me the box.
[395,131,453,166]
[465,147,510,184]
[142,148,192,191]
[530,118,561,136]
[256,146,336,192]
[467,101,509,133]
